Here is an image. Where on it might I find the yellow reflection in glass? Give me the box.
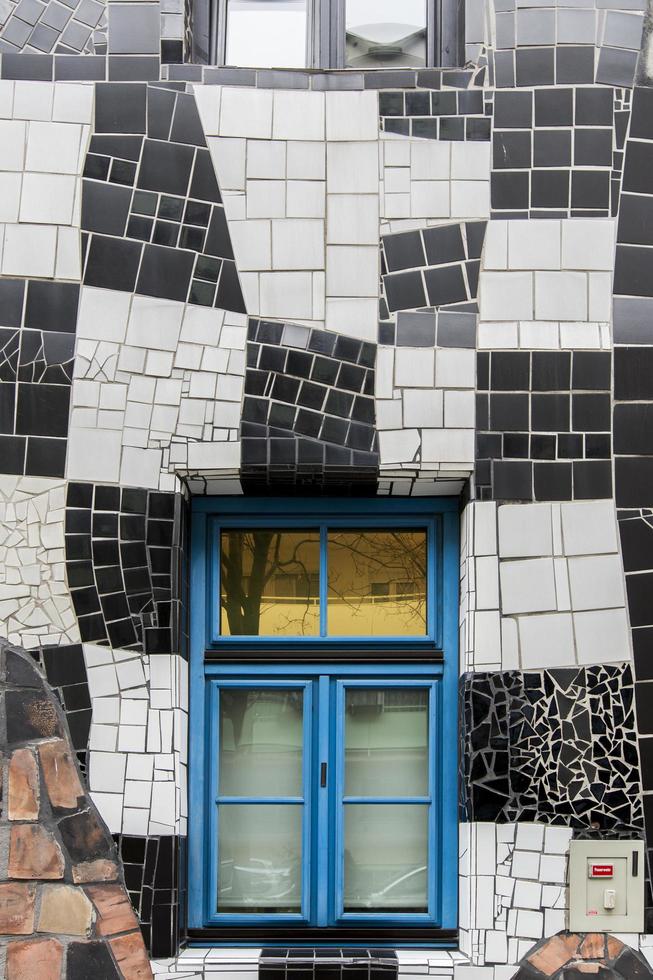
[327,530,427,636]
[220,529,320,636]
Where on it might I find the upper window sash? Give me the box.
[212,0,443,69]
[207,515,440,647]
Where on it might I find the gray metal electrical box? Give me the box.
[568,840,645,933]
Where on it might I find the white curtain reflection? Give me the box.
[225,0,308,67]
[345,0,426,67]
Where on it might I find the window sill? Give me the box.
[163,63,474,92]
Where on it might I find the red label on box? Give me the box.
[590,864,614,878]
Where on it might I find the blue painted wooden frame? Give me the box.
[188,497,459,939]
[206,677,313,925]
[207,514,439,648]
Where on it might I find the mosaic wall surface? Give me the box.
[1,0,653,975]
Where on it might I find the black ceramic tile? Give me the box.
[81,179,132,235]
[491,170,530,210]
[575,86,614,127]
[534,88,573,127]
[84,235,143,292]
[95,82,147,134]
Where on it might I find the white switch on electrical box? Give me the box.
[569,840,644,933]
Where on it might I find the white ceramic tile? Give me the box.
[326,244,377,296]
[259,271,313,319]
[326,90,378,141]
[567,554,626,611]
[326,142,379,194]
[0,172,21,222]
[574,607,631,663]
[2,223,57,277]
[395,347,435,387]
[518,612,575,668]
[480,272,533,320]
[286,140,325,180]
[245,178,286,218]
[561,218,615,270]
[508,219,561,270]
[272,218,324,270]
[498,503,552,558]
[500,558,557,615]
[25,120,83,174]
[19,172,76,224]
[0,120,27,170]
[219,87,273,139]
[246,138,286,179]
[327,193,378,244]
[535,271,587,320]
[286,180,325,218]
[402,388,444,427]
[560,500,618,556]
[273,90,325,141]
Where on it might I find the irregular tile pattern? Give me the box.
[460,499,631,673]
[476,350,613,501]
[459,822,572,964]
[114,833,185,958]
[242,318,379,492]
[612,82,653,938]
[0,279,79,478]
[490,86,629,218]
[460,665,642,829]
[0,476,80,648]
[0,0,105,56]
[64,482,184,652]
[380,81,491,142]
[0,639,152,979]
[81,81,245,314]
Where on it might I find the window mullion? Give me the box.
[319,524,328,637]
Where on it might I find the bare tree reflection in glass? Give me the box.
[220,530,320,636]
[328,530,427,636]
[219,527,427,638]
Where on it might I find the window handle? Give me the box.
[320,762,327,787]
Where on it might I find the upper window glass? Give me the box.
[225,0,308,68]
[217,524,429,639]
[345,0,426,68]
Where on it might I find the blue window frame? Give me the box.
[189,498,459,943]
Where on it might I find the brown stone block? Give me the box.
[9,825,65,879]
[572,964,600,974]
[86,883,139,937]
[8,747,39,821]
[579,935,606,960]
[38,740,84,811]
[0,882,36,934]
[37,883,94,936]
[109,931,154,979]
[72,859,120,884]
[528,934,581,976]
[7,937,64,980]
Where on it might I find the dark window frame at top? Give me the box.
[194,0,464,71]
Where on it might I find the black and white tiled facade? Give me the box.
[2,0,653,976]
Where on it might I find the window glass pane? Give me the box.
[217,803,302,912]
[327,530,427,636]
[343,804,428,912]
[220,529,320,636]
[345,688,428,797]
[225,0,307,68]
[219,688,304,797]
[345,0,426,68]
